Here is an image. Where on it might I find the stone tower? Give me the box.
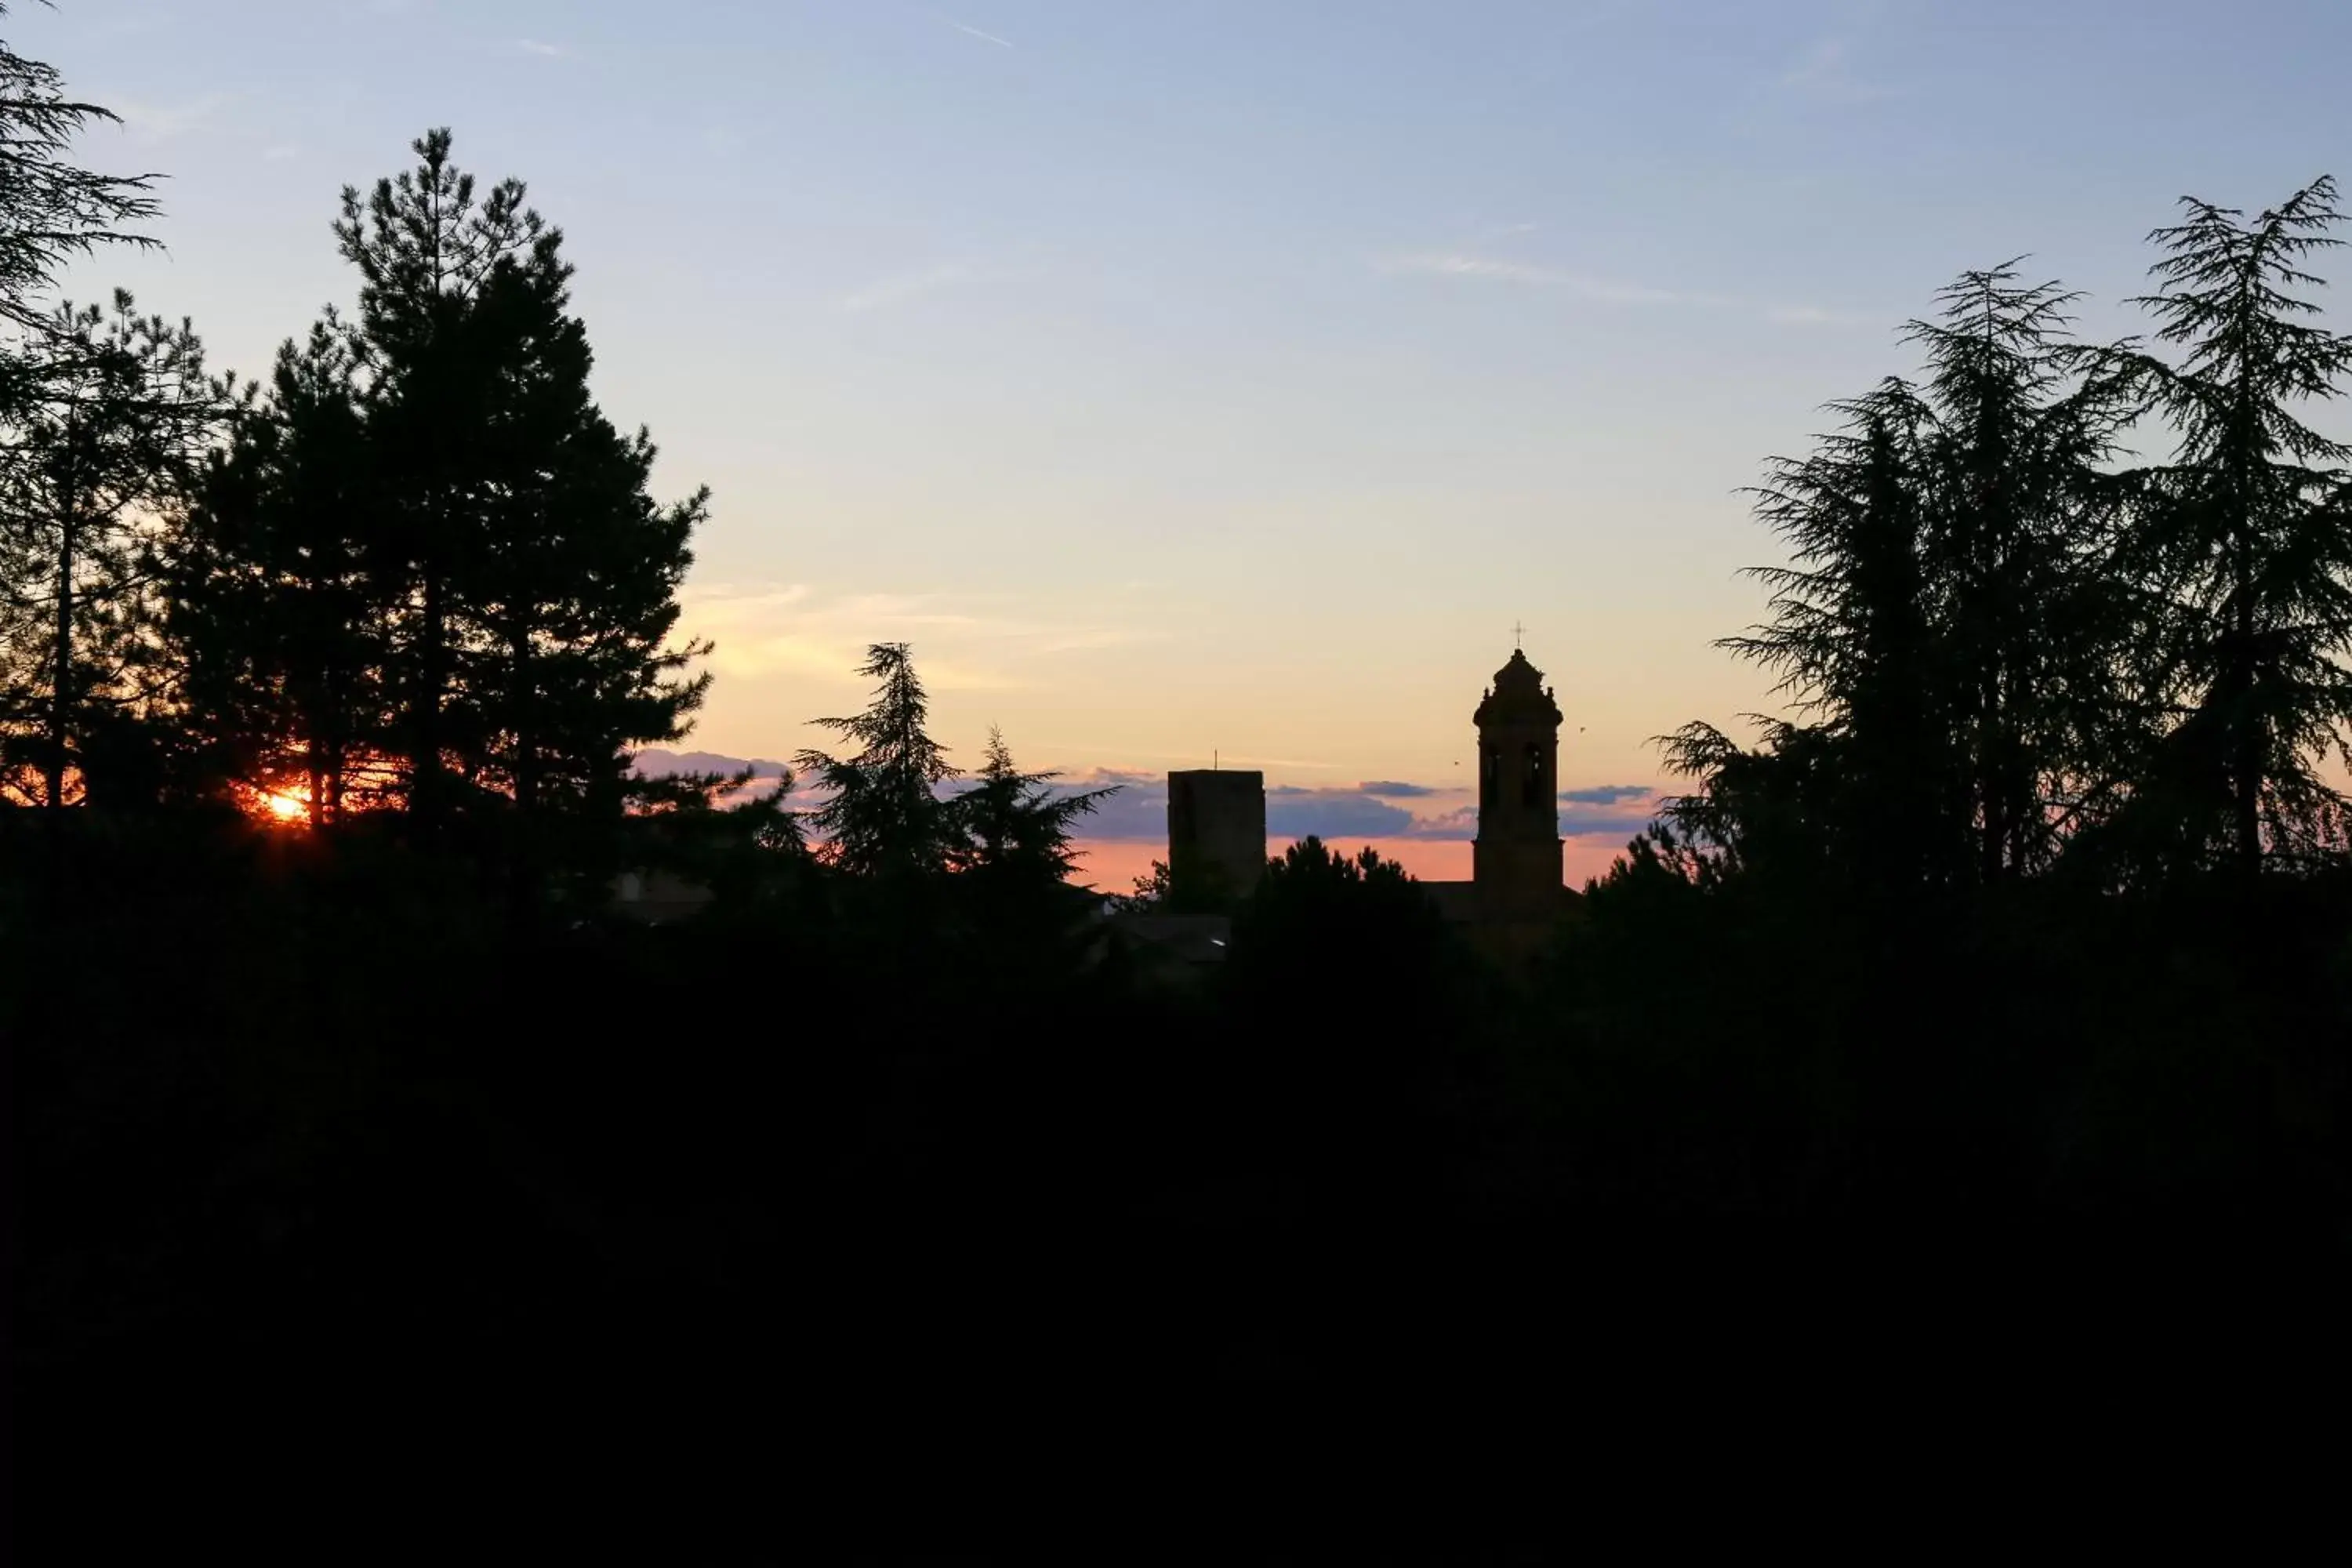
[1472,648,1564,924]
[1167,768,1267,907]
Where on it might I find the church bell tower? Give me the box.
[1472,647,1565,924]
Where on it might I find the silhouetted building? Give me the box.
[608,868,715,924]
[1083,911,1232,985]
[1472,648,1566,922]
[1425,647,1574,956]
[1167,768,1266,906]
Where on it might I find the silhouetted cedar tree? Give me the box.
[0,5,161,410]
[1670,263,2142,893]
[2121,176,2352,874]
[949,725,1116,887]
[793,641,960,880]
[1903,267,2143,883]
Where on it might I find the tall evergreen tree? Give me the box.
[462,231,713,829]
[949,726,1116,887]
[0,10,180,806]
[318,128,712,833]
[795,643,960,878]
[0,4,159,401]
[2124,176,2352,873]
[332,128,543,824]
[1904,265,2141,880]
[1680,265,2139,890]
[169,318,388,823]
[1715,383,1953,890]
[0,291,212,807]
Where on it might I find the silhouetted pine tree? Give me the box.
[459,209,712,837]
[2122,176,2352,873]
[0,292,213,807]
[169,319,389,822]
[327,129,712,840]
[795,643,960,877]
[332,129,544,825]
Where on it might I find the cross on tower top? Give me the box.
[1512,620,1526,650]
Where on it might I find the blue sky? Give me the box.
[21,0,2351,873]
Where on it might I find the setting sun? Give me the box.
[260,789,307,823]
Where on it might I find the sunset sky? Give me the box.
[29,0,2350,884]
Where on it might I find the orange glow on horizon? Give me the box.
[1069,834,1631,894]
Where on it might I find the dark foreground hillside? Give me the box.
[11,815,2350,1552]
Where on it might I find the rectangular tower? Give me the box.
[1167,769,1266,906]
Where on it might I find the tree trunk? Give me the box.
[507,629,545,930]
[2232,537,2260,874]
[511,632,535,819]
[2229,396,2263,877]
[46,414,78,811]
[413,564,443,824]
[315,650,343,828]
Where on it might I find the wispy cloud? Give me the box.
[1377,252,1704,305]
[1399,803,1479,840]
[631,749,793,782]
[1560,783,1652,805]
[679,583,1153,693]
[78,7,167,41]
[1469,220,1539,245]
[838,260,975,314]
[112,92,235,143]
[515,38,568,59]
[1779,36,1896,104]
[1767,303,1881,328]
[1079,778,1660,844]
[262,143,301,162]
[1381,248,1881,328]
[1557,804,1660,837]
[931,10,1014,48]
[1038,746,1347,773]
[1362,780,1439,799]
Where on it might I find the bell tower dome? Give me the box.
[1472,648,1565,924]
